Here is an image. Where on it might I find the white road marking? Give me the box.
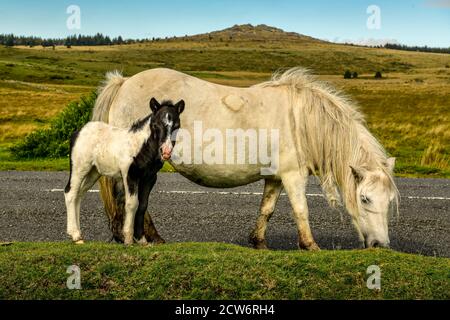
[405,196,450,200]
[46,188,450,200]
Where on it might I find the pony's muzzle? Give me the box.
[365,239,390,249]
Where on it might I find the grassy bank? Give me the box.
[0,145,68,170]
[0,242,448,299]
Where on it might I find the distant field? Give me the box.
[0,40,449,176]
[0,242,448,299]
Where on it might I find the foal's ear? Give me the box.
[350,165,367,184]
[175,100,185,114]
[149,98,161,113]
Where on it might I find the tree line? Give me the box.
[384,43,450,54]
[0,33,149,47]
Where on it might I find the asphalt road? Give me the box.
[0,171,449,257]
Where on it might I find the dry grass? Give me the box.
[421,141,449,169]
[0,80,91,143]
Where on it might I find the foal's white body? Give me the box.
[65,120,151,244]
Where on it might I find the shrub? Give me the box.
[375,71,382,79]
[352,72,358,79]
[49,75,64,80]
[344,70,352,79]
[11,92,96,159]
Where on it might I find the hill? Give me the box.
[182,24,323,43]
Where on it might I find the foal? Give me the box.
[65,98,184,245]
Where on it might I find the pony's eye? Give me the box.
[361,195,371,204]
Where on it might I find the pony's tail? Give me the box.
[92,70,126,122]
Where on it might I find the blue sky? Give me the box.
[0,0,449,47]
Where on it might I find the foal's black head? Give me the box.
[149,97,184,161]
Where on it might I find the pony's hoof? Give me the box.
[74,239,85,245]
[249,234,268,250]
[299,241,320,251]
[148,235,165,245]
[254,242,269,250]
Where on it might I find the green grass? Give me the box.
[0,242,448,300]
[0,145,68,171]
[0,145,176,171]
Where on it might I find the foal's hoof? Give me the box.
[135,236,148,246]
[124,238,134,246]
[74,239,85,245]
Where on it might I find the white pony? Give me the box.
[92,68,399,250]
[65,98,184,245]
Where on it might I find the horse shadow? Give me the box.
[233,231,446,257]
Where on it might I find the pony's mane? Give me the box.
[256,67,399,216]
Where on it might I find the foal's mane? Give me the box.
[256,67,399,216]
[129,100,176,133]
[159,100,175,107]
[129,114,151,133]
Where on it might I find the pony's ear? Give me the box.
[350,165,366,183]
[175,100,185,114]
[386,157,396,172]
[150,98,160,113]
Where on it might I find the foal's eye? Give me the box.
[361,195,371,204]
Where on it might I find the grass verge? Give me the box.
[0,145,68,171]
[0,146,176,172]
[0,242,448,300]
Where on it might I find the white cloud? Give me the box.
[333,38,400,47]
[425,0,450,8]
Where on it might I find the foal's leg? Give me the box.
[249,179,283,249]
[281,169,320,251]
[68,168,101,244]
[134,174,157,245]
[122,174,139,246]
[65,167,90,243]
